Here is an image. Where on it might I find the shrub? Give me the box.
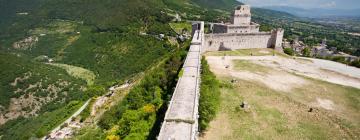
[199,57,220,132]
[284,48,295,56]
[302,47,311,57]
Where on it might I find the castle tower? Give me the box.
[231,5,251,25]
[271,28,284,49]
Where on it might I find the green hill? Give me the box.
[0,0,246,139]
[1,0,359,139]
[0,52,89,139]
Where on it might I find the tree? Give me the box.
[106,135,120,140]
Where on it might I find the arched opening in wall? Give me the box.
[209,41,213,46]
[269,44,275,49]
[219,42,231,51]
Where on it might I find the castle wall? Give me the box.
[204,32,273,51]
[227,24,259,33]
[232,15,251,25]
[272,29,284,48]
[213,24,259,34]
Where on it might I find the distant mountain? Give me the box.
[192,0,241,9]
[262,6,360,18]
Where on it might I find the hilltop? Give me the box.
[202,49,360,139]
[1,0,359,139]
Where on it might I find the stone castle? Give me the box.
[202,5,284,52]
[158,5,284,140]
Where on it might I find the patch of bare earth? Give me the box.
[0,75,70,125]
[206,56,309,92]
[207,56,360,89]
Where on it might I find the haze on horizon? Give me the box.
[238,0,360,9]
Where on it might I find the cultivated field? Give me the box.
[201,49,360,140]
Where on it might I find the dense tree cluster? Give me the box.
[98,45,188,140]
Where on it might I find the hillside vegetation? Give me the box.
[0,53,89,139]
[0,0,243,139]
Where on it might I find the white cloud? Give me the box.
[238,0,359,9]
[320,1,336,8]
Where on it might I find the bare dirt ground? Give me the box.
[206,55,360,89]
[202,52,360,140]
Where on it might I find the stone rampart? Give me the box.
[158,22,204,140]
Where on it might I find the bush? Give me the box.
[302,47,311,57]
[199,57,220,132]
[284,48,295,56]
[350,60,360,68]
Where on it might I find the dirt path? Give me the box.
[43,99,90,140]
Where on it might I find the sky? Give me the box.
[238,0,360,9]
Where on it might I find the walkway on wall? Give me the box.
[158,22,204,140]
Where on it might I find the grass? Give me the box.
[169,22,192,34]
[202,59,360,140]
[49,63,96,85]
[29,20,77,35]
[204,48,290,58]
[232,60,270,74]
[204,78,359,140]
[292,74,360,121]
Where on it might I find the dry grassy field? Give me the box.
[201,49,360,140]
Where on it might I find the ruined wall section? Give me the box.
[204,33,273,51]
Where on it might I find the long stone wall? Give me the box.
[158,22,204,140]
[204,28,284,51]
[204,32,273,51]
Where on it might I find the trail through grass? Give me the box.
[49,63,95,85]
[169,22,192,34]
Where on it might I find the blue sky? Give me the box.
[238,0,360,9]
